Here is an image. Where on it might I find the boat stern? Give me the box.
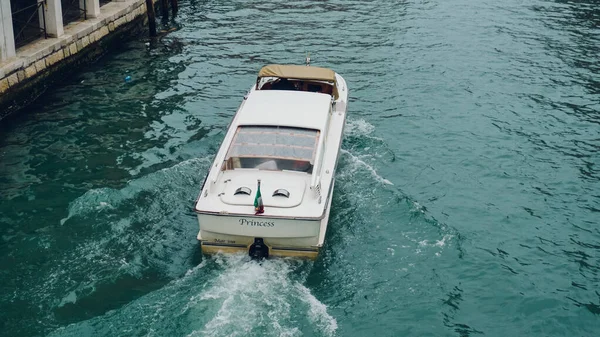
[196,213,323,259]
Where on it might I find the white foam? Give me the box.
[197,256,296,336]
[57,290,77,308]
[97,201,112,209]
[184,255,336,337]
[411,201,425,213]
[418,235,453,248]
[296,284,338,337]
[341,149,394,185]
[435,234,453,247]
[345,119,376,136]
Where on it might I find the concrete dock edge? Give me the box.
[0,0,155,121]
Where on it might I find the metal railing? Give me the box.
[62,0,86,25]
[12,0,47,49]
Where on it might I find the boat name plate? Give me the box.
[239,218,275,227]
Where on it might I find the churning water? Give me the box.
[1,0,599,336]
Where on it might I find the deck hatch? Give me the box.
[219,173,305,208]
[272,189,290,198]
[234,187,252,196]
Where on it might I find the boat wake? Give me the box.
[327,118,461,263]
[187,255,337,337]
[43,118,446,337]
[50,254,337,337]
[340,149,394,186]
[340,119,395,186]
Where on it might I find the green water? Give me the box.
[1,0,599,336]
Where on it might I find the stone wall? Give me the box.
[0,0,152,120]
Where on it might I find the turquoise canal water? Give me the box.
[1,0,599,336]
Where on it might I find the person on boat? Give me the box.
[292,160,312,172]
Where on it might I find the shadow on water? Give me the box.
[0,157,209,335]
[52,270,170,323]
[0,36,193,238]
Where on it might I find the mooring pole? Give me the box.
[170,0,178,16]
[160,0,169,22]
[145,0,157,37]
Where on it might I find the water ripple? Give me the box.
[1,0,600,336]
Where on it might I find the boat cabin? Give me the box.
[218,88,333,179]
[256,64,339,99]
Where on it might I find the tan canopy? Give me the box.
[258,64,339,99]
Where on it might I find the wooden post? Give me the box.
[170,0,178,16]
[160,0,168,22]
[145,0,157,37]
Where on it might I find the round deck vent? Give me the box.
[234,187,252,195]
[272,189,290,198]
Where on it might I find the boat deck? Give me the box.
[196,169,326,219]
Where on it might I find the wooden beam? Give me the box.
[170,0,178,16]
[160,0,168,22]
[145,0,157,37]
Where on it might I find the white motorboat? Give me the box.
[194,63,349,259]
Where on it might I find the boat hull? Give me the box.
[197,213,326,259]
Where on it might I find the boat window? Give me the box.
[225,126,319,173]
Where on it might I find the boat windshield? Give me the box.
[224,126,320,173]
[257,77,334,97]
